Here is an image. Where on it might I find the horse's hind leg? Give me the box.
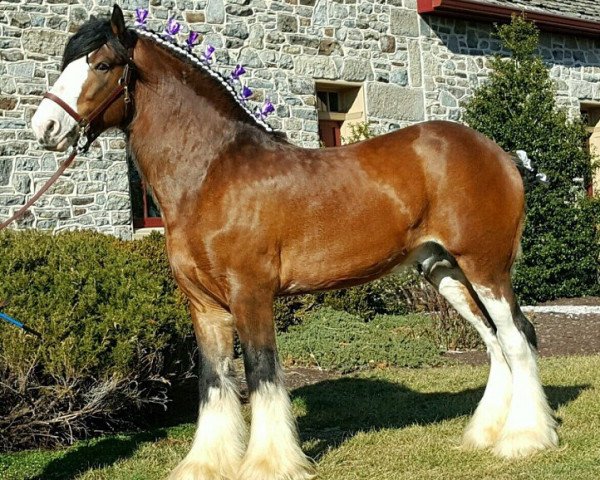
[168,299,246,480]
[232,288,315,480]
[417,244,512,449]
[464,264,558,458]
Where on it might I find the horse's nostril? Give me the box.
[45,119,60,137]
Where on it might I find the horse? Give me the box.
[30,5,558,479]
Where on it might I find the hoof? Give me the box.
[492,429,559,458]
[462,416,504,450]
[237,457,316,480]
[168,459,236,480]
[462,425,501,450]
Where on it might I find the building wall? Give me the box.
[1,0,599,239]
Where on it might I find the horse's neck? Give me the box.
[127,39,267,218]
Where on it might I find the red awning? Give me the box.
[417,0,600,37]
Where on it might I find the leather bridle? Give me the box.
[0,50,135,231]
[43,53,134,153]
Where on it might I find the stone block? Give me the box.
[380,35,396,53]
[278,14,298,33]
[248,24,264,48]
[294,55,338,79]
[319,38,342,56]
[185,12,205,23]
[0,159,13,186]
[408,39,422,87]
[366,83,424,121]
[341,58,372,81]
[22,29,68,57]
[390,8,419,38]
[313,0,328,26]
[105,193,130,211]
[0,96,17,110]
[206,0,225,23]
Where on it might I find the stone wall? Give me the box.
[1,1,133,238]
[1,0,599,238]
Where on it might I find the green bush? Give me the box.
[274,273,415,333]
[0,231,193,451]
[463,15,600,302]
[275,271,481,351]
[278,307,442,373]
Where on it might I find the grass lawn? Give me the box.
[2,356,599,480]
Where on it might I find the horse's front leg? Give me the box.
[233,288,315,480]
[169,299,246,480]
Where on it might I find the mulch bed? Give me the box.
[446,297,600,366]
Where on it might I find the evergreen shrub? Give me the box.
[463,16,600,302]
[0,231,193,451]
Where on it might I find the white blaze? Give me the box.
[31,56,89,150]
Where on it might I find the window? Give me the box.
[128,158,163,228]
[315,82,365,147]
[581,103,600,197]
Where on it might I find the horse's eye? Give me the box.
[95,62,110,72]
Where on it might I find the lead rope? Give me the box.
[0,148,79,231]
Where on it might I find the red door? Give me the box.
[319,120,342,147]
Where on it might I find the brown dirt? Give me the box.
[445,297,600,366]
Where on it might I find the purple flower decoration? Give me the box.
[134,8,148,28]
[255,98,275,120]
[202,44,215,63]
[164,17,181,39]
[186,31,199,51]
[230,64,246,82]
[261,98,275,117]
[240,85,253,101]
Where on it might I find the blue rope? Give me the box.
[0,311,41,338]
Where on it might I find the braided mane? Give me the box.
[62,15,275,133]
[134,27,274,133]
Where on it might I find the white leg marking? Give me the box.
[474,287,558,458]
[239,381,315,480]
[31,55,88,148]
[169,374,246,480]
[437,277,512,449]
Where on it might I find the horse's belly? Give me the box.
[278,215,414,294]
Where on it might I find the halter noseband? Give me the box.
[42,51,134,153]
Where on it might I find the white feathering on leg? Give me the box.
[169,375,246,480]
[473,289,558,458]
[437,276,512,449]
[239,381,315,480]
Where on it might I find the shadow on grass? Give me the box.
[292,377,589,459]
[28,378,589,478]
[30,430,167,480]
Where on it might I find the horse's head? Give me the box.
[32,5,135,152]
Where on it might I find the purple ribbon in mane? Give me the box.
[164,17,181,39]
[135,8,148,28]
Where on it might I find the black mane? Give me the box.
[62,16,134,70]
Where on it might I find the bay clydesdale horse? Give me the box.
[30,5,557,480]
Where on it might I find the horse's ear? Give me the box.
[110,4,126,38]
